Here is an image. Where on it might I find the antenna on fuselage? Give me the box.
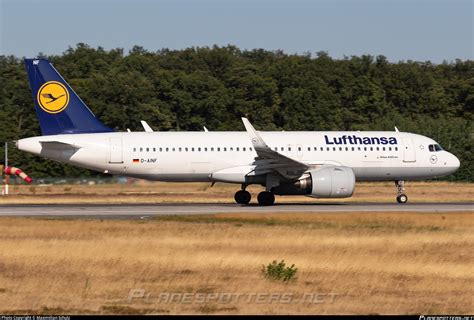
[203,126,209,132]
[141,121,154,132]
[394,126,400,132]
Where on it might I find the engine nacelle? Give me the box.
[274,166,355,198]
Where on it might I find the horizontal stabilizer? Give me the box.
[40,141,81,150]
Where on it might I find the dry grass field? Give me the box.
[0,211,473,315]
[0,181,473,204]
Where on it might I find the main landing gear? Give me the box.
[234,186,275,206]
[257,191,275,206]
[395,180,408,204]
[234,186,251,205]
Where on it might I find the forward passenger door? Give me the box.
[402,138,416,162]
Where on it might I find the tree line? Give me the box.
[0,44,472,181]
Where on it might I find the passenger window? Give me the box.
[320,147,324,151]
[172,148,175,152]
[133,148,136,152]
[211,147,214,151]
[185,147,188,152]
[339,147,342,151]
[376,147,379,151]
[159,147,162,152]
[153,148,156,152]
[204,147,208,151]
[382,147,385,151]
[166,147,169,152]
[298,147,301,151]
[364,147,367,151]
[230,147,233,151]
[352,147,355,151]
[345,147,348,151]
[140,148,143,152]
[388,147,391,151]
[250,147,253,151]
[370,147,373,151]
[198,147,201,152]
[178,147,182,152]
[327,147,330,151]
[191,147,194,152]
[236,147,239,151]
[395,147,398,151]
[242,147,245,152]
[333,147,336,151]
[223,147,226,151]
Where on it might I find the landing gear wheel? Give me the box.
[257,191,275,206]
[395,180,408,204]
[234,190,251,204]
[396,194,408,204]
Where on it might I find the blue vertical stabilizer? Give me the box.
[24,58,113,135]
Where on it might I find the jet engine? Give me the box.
[272,166,355,198]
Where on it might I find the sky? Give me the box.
[1,0,473,63]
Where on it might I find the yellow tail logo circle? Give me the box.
[37,81,70,114]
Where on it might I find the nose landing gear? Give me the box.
[395,180,408,204]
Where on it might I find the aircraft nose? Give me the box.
[445,153,460,174]
[452,154,460,170]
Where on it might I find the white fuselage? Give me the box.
[17,131,460,183]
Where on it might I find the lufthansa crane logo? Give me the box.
[37,81,70,114]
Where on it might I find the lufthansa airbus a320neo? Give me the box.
[17,58,460,205]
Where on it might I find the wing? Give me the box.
[241,117,308,179]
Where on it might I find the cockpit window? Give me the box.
[429,144,444,152]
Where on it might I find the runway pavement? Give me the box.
[0,202,472,219]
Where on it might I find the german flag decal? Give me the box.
[133,159,139,163]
